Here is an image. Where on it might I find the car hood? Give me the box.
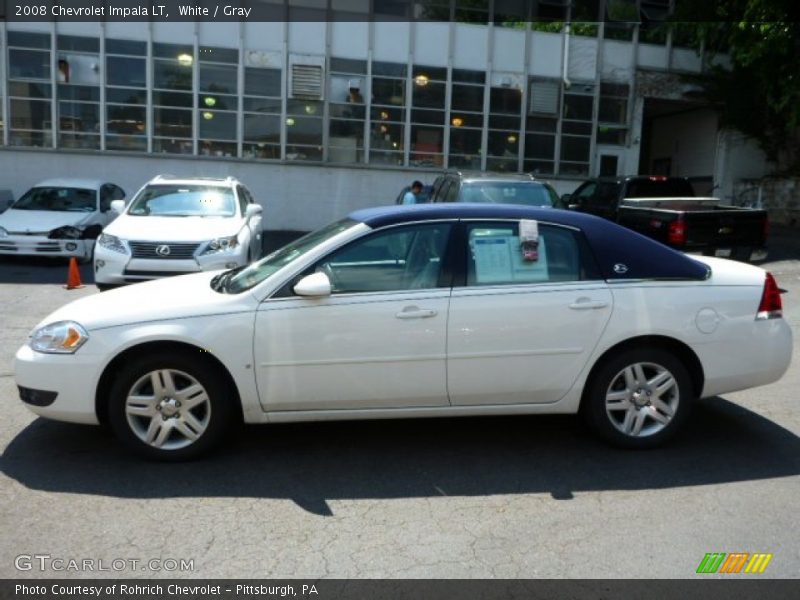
[35,271,256,332]
[0,209,94,233]
[106,214,243,242]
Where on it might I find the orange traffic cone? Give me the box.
[65,257,84,290]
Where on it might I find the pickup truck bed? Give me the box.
[563,177,768,261]
[618,199,768,260]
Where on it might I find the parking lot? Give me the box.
[1,231,799,579]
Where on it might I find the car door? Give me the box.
[253,221,455,412]
[569,182,596,213]
[99,184,125,226]
[430,176,446,201]
[447,220,613,405]
[589,181,622,221]
[237,185,262,260]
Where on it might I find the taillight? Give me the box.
[668,218,687,246]
[756,272,783,320]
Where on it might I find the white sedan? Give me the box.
[94,175,263,289]
[14,204,793,460]
[0,179,126,262]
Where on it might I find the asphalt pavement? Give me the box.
[0,229,798,579]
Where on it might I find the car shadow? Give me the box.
[2,396,798,516]
[0,256,95,285]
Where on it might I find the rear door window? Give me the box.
[465,221,600,285]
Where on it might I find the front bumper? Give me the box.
[0,235,93,259]
[94,244,248,285]
[15,343,101,424]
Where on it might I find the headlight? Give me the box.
[30,321,89,354]
[0,227,7,238]
[202,235,239,255]
[48,225,83,240]
[97,233,128,254]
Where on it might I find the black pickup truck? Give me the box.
[561,176,768,261]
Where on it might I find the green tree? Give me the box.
[674,1,800,173]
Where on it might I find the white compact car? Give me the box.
[15,204,793,460]
[0,179,126,262]
[94,175,263,289]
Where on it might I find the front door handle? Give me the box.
[396,307,438,319]
[569,298,609,310]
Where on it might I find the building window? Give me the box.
[414,0,451,20]
[487,86,522,172]
[198,45,239,157]
[455,0,488,23]
[328,57,366,164]
[105,39,147,152]
[524,116,557,175]
[597,81,628,146]
[370,61,407,166]
[605,0,637,41]
[449,68,485,169]
[410,65,446,167]
[286,99,323,161]
[152,43,194,154]
[243,66,282,160]
[560,83,594,176]
[7,31,52,147]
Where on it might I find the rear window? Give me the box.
[625,178,695,198]
[459,182,555,207]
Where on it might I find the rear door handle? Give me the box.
[569,298,609,310]
[396,307,438,319]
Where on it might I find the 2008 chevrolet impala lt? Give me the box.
[15,204,792,460]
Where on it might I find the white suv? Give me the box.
[94,175,263,289]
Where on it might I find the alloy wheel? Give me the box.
[604,361,679,438]
[124,369,211,450]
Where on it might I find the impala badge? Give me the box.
[155,244,171,256]
[613,263,629,274]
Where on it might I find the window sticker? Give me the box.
[519,219,539,262]
[472,233,549,285]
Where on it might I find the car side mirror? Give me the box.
[110,200,125,215]
[245,204,263,218]
[294,272,331,297]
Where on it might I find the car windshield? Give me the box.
[460,182,555,207]
[12,187,96,212]
[218,218,360,294]
[127,185,236,217]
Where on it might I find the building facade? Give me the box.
[0,11,769,230]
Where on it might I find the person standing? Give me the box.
[403,180,424,205]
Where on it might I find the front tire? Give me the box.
[582,348,693,449]
[107,352,236,460]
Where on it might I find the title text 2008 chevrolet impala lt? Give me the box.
[15,204,792,459]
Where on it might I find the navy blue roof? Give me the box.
[348,204,710,281]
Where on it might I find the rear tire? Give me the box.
[582,348,693,449]
[107,352,236,460]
